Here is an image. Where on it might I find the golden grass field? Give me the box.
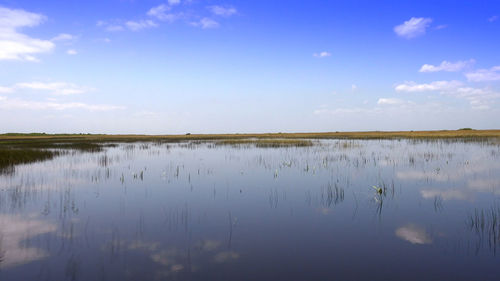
[1,129,500,142]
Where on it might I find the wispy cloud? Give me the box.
[209,5,237,17]
[15,82,92,95]
[51,33,76,42]
[0,86,14,93]
[147,4,181,22]
[96,20,125,32]
[0,97,125,111]
[191,18,219,29]
[395,80,463,92]
[488,15,498,22]
[0,6,54,61]
[125,20,158,31]
[313,51,331,58]
[465,66,500,82]
[377,98,406,105]
[419,59,475,72]
[394,17,432,39]
[66,49,77,55]
[395,80,500,110]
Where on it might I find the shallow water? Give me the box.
[1,140,500,280]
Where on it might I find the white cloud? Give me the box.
[465,66,500,82]
[0,6,54,61]
[395,80,463,92]
[66,49,77,55]
[192,18,219,29]
[377,98,405,105]
[0,97,125,111]
[395,80,500,110]
[168,0,181,5]
[313,51,331,58]
[394,17,432,39]
[209,5,237,17]
[0,86,14,93]
[97,20,125,32]
[125,20,158,31]
[15,82,91,95]
[395,224,432,245]
[419,59,475,72]
[51,33,75,42]
[488,15,498,22]
[451,87,500,110]
[351,84,358,91]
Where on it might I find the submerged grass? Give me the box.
[0,149,59,173]
[215,139,313,148]
[0,129,499,173]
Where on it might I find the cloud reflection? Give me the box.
[420,189,469,201]
[395,224,432,245]
[0,214,56,268]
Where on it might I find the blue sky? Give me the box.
[0,0,499,134]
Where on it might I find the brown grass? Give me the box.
[2,129,500,142]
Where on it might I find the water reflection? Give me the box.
[0,214,56,268]
[395,223,433,245]
[0,139,498,280]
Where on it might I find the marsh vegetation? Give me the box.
[0,132,500,280]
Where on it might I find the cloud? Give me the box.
[377,98,405,105]
[0,6,54,61]
[168,0,181,5]
[191,18,219,29]
[15,82,92,95]
[313,51,331,58]
[351,84,357,91]
[395,224,432,245]
[465,66,500,82]
[488,15,498,22]
[51,33,75,42]
[0,97,125,111]
[451,87,500,110]
[97,20,126,32]
[125,20,158,31]
[66,49,77,55]
[419,59,475,72]
[395,80,463,92]
[0,86,14,93]
[209,5,237,17]
[147,4,178,22]
[394,17,432,39]
[395,80,499,110]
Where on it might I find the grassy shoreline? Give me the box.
[1,129,500,142]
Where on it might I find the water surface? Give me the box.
[1,139,500,280]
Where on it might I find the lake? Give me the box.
[1,139,499,280]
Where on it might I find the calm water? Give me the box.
[1,140,500,280]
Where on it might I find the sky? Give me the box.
[0,0,499,134]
